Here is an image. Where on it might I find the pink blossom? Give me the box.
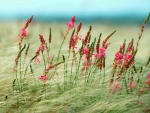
[93,47,106,60]
[146,79,150,85]
[82,47,89,55]
[21,28,27,37]
[123,53,132,61]
[67,22,75,29]
[70,35,78,48]
[128,54,132,59]
[113,83,120,93]
[71,35,82,48]
[99,47,106,55]
[39,34,45,44]
[39,75,48,81]
[39,45,44,51]
[34,57,40,64]
[85,62,91,69]
[67,16,75,29]
[131,81,136,88]
[115,52,123,59]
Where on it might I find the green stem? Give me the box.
[42,52,46,75]
[75,56,82,86]
[19,54,22,90]
[56,38,65,62]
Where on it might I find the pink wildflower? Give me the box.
[39,75,48,81]
[82,47,89,55]
[34,57,40,64]
[67,16,75,29]
[39,34,45,44]
[115,52,123,59]
[39,44,44,51]
[115,52,123,63]
[131,81,136,88]
[70,35,78,48]
[82,57,87,62]
[21,28,27,37]
[93,47,106,60]
[67,22,75,29]
[124,53,132,61]
[146,78,150,85]
[99,47,106,57]
[113,83,120,93]
[85,62,91,69]
[72,35,81,48]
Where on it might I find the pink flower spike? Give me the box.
[39,34,45,44]
[71,16,76,22]
[67,22,75,29]
[67,16,76,29]
[128,54,132,59]
[39,75,48,81]
[82,47,88,55]
[99,47,106,58]
[21,28,27,37]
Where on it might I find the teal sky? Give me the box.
[0,0,150,20]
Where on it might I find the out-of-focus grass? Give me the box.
[0,21,150,113]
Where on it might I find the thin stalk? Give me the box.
[15,72,20,91]
[74,56,82,86]
[19,55,22,90]
[56,38,65,62]
[42,52,46,75]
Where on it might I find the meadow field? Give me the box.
[0,15,150,113]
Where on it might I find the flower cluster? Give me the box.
[70,34,82,49]
[93,47,106,60]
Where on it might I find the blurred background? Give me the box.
[0,0,150,59]
[0,0,150,23]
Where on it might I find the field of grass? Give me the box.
[0,15,150,113]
